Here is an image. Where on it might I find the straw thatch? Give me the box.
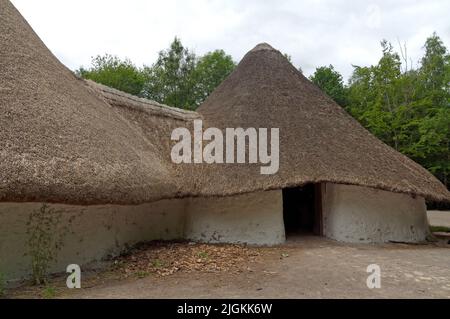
[1,0,449,204]
[85,80,202,201]
[195,43,450,202]
[0,0,185,204]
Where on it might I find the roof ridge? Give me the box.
[84,80,201,121]
[250,43,276,52]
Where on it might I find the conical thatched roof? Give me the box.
[195,43,450,202]
[0,0,185,204]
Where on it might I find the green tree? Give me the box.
[413,33,450,187]
[76,54,146,96]
[191,50,235,106]
[142,37,197,109]
[310,65,348,107]
[283,53,292,63]
[76,39,235,110]
[347,34,450,189]
[347,40,404,149]
[347,65,374,118]
[413,108,449,186]
[420,33,449,99]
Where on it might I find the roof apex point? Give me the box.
[250,42,276,52]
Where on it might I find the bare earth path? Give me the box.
[8,211,450,299]
[56,237,450,299]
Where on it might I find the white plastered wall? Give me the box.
[0,190,284,281]
[185,190,285,246]
[322,183,430,243]
[1,184,429,281]
[0,200,186,281]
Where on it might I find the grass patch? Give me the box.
[198,251,209,259]
[430,226,450,233]
[42,286,57,299]
[152,259,166,268]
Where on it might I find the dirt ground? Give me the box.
[6,236,450,299]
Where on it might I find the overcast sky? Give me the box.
[11,0,450,80]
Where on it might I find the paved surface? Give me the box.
[57,237,450,299]
[428,210,450,227]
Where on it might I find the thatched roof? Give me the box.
[0,0,189,204]
[1,0,449,204]
[195,43,450,202]
[85,80,202,202]
[85,80,199,121]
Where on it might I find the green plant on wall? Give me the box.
[26,204,73,285]
[0,271,5,297]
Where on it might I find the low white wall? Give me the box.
[322,183,430,243]
[3,184,428,281]
[427,210,450,228]
[185,190,285,246]
[0,190,284,281]
[0,200,185,281]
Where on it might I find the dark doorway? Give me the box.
[283,184,322,236]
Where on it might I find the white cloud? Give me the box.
[10,0,450,80]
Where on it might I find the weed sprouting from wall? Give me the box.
[0,271,5,296]
[25,204,75,285]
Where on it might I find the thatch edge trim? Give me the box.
[180,178,450,204]
[2,176,448,206]
[84,79,202,121]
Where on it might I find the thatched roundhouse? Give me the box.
[1,0,449,280]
